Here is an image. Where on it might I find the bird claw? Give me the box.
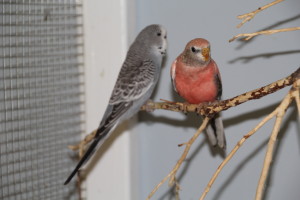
[68,141,87,158]
[180,102,189,115]
[195,101,214,116]
[195,106,202,116]
[68,129,98,158]
[144,99,155,112]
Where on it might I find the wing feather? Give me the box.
[170,59,178,93]
[109,59,156,104]
[214,65,222,100]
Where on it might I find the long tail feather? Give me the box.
[205,114,226,150]
[64,127,110,185]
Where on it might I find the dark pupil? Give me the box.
[191,47,196,52]
[157,32,161,36]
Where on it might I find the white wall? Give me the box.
[135,0,300,200]
[83,0,136,199]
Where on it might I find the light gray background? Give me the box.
[133,0,300,199]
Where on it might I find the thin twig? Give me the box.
[146,117,210,200]
[199,79,300,200]
[292,85,300,115]
[295,92,300,115]
[229,27,300,42]
[292,75,300,114]
[236,0,284,28]
[255,113,284,200]
[199,108,277,200]
[174,177,181,200]
[256,79,299,200]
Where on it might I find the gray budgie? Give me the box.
[64,24,167,185]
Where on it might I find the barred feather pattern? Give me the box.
[109,59,156,104]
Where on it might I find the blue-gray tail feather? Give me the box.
[206,114,226,150]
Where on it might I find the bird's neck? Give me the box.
[181,54,209,67]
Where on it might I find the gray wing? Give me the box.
[109,59,156,104]
[215,73,222,100]
[99,101,133,130]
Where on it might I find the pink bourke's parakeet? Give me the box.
[171,38,226,149]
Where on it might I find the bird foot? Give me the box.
[195,101,215,116]
[144,99,155,112]
[180,102,189,115]
[68,129,97,158]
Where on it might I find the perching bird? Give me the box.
[170,38,226,149]
[64,24,167,185]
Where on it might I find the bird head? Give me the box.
[183,38,211,66]
[135,24,167,57]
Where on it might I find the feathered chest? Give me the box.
[173,61,219,104]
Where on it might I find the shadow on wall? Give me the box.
[228,49,300,64]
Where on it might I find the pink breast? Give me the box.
[175,66,217,104]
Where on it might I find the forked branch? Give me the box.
[146,118,210,200]
[229,27,300,42]
[199,79,300,200]
[236,0,285,28]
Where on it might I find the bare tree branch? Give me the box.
[236,0,285,28]
[229,27,300,42]
[141,67,299,116]
[199,109,277,200]
[199,79,300,200]
[256,79,299,200]
[146,117,210,200]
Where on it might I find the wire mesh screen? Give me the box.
[0,1,84,199]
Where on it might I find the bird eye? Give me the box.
[191,47,196,53]
[164,35,167,39]
[157,32,161,36]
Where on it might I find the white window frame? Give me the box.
[82,0,136,199]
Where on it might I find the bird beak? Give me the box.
[202,47,210,61]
